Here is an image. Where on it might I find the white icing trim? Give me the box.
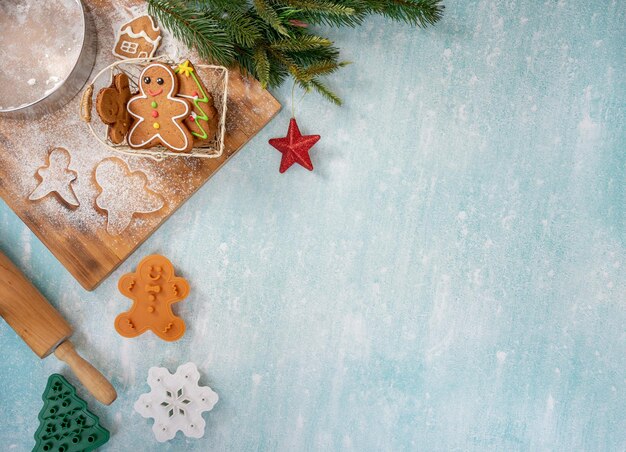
[137,14,160,33]
[127,63,191,152]
[118,26,162,45]
[112,33,161,59]
[121,14,160,35]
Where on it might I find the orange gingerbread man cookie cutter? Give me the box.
[115,255,189,341]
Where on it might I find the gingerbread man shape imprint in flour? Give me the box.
[115,255,189,341]
[127,63,194,152]
[29,147,79,208]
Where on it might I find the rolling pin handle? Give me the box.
[54,340,117,405]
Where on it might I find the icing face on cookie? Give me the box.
[139,65,175,98]
[126,62,194,153]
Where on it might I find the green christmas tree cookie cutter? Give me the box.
[33,374,110,452]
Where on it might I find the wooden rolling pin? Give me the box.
[0,250,117,405]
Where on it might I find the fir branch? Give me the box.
[360,0,444,26]
[283,0,365,27]
[282,0,355,16]
[300,59,350,79]
[281,0,358,23]
[309,78,342,105]
[189,0,247,11]
[253,0,290,35]
[216,11,263,47]
[270,35,332,51]
[254,46,271,88]
[147,0,234,65]
[147,0,444,104]
[287,45,341,66]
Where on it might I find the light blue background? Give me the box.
[1,1,624,450]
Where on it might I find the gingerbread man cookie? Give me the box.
[96,73,133,144]
[127,63,194,153]
[115,255,189,341]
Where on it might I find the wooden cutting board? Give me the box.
[0,0,280,290]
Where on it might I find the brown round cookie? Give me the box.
[96,73,133,144]
[126,63,194,153]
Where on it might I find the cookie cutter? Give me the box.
[34,374,110,452]
[114,254,189,341]
[0,0,96,119]
[134,362,219,442]
[80,55,228,161]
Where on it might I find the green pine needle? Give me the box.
[362,0,444,26]
[300,60,350,79]
[310,78,342,105]
[218,11,263,47]
[148,0,234,65]
[253,0,290,35]
[254,47,271,88]
[146,0,443,104]
[282,0,364,26]
[280,0,355,17]
[270,35,332,51]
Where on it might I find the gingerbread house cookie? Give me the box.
[113,15,162,60]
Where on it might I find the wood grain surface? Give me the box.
[0,249,117,404]
[0,250,72,358]
[0,0,280,290]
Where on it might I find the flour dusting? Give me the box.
[95,158,165,236]
[29,147,80,207]
[0,0,83,109]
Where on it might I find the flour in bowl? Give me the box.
[0,0,83,110]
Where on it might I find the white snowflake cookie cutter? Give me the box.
[134,362,218,442]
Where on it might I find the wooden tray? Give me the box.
[0,0,280,290]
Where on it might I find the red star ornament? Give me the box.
[268,118,321,173]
